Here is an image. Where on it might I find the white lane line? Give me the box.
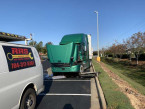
[44,80,91,82]
[39,93,91,96]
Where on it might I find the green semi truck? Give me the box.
[46,33,93,76]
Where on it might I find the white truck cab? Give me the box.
[0,40,44,109]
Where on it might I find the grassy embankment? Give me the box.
[92,59,134,109]
[101,57,145,95]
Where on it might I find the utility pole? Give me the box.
[94,11,100,62]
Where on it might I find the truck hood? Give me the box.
[46,43,74,64]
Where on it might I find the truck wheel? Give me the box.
[20,88,36,109]
[65,75,71,78]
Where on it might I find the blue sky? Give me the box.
[0,0,145,50]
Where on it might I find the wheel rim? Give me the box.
[25,94,34,109]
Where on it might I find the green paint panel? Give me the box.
[47,42,74,63]
[60,33,85,45]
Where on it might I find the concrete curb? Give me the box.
[91,78,100,109]
[92,63,107,109]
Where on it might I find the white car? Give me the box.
[0,42,44,109]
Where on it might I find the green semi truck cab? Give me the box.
[46,33,93,76]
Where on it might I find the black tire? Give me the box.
[20,88,36,109]
[65,75,71,78]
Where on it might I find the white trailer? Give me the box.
[87,34,93,60]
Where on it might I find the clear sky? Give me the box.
[0,0,145,50]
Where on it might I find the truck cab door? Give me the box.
[81,42,88,69]
[83,36,90,69]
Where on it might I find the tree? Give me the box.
[47,42,53,45]
[93,51,98,56]
[29,41,53,54]
[125,32,145,64]
[124,37,134,61]
[35,41,43,53]
[100,48,106,57]
[133,32,144,64]
[103,32,145,64]
[42,42,53,54]
[116,44,127,59]
[109,43,118,58]
[28,41,37,47]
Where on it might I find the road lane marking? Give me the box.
[39,93,91,96]
[44,80,91,82]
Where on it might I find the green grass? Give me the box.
[92,59,134,109]
[102,57,145,95]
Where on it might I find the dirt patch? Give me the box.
[99,62,145,109]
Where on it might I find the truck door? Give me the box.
[82,36,89,69]
[0,45,18,109]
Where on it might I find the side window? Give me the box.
[77,44,81,51]
[0,46,8,73]
[33,48,41,66]
[83,36,87,51]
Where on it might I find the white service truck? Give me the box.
[0,32,44,109]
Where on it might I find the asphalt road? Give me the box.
[36,78,91,109]
[36,60,92,109]
[41,59,51,74]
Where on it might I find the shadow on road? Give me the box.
[36,59,53,108]
[36,78,53,108]
[63,104,74,109]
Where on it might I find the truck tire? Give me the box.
[20,88,36,109]
[65,75,71,78]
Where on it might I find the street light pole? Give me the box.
[94,11,100,61]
